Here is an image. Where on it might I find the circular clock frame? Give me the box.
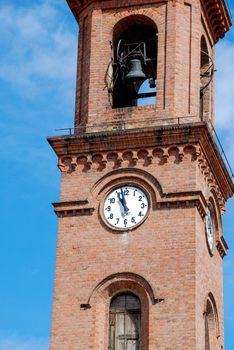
[101,184,150,231]
[205,206,215,255]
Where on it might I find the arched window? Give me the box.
[109,293,141,350]
[111,15,158,109]
[204,294,220,350]
[200,36,213,121]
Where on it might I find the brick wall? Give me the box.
[50,139,226,349]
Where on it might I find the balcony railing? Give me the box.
[223,0,232,19]
[56,115,200,135]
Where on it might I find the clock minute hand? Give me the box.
[121,188,129,213]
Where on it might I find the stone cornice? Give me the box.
[66,0,167,19]
[48,123,213,155]
[216,235,228,258]
[53,192,207,218]
[67,0,231,42]
[53,200,95,217]
[48,123,234,204]
[201,0,232,43]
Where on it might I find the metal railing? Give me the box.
[208,122,234,179]
[56,115,199,135]
[223,0,232,19]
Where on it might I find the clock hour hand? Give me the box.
[117,192,126,217]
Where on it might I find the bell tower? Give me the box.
[48,1,233,349]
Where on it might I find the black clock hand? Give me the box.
[117,191,123,205]
[120,187,129,213]
[117,191,126,217]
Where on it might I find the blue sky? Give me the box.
[0,1,233,349]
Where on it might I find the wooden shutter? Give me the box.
[109,294,141,350]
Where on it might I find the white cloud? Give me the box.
[0,335,48,350]
[0,1,77,98]
[0,0,77,182]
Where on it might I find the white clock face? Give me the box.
[206,207,215,253]
[103,185,149,230]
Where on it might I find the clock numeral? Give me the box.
[105,206,111,212]
[138,211,144,217]
[108,213,114,220]
[131,217,136,224]
[124,189,129,196]
[141,203,147,209]
[138,196,143,202]
[115,218,120,225]
[108,198,115,204]
[124,219,128,227]
[133,190,137,196]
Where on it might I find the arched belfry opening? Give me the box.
[200,36,214,121]
[109,15,158,109]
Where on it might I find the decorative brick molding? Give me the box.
[55,140,227,213]
[58,145,188,173]
[67,0,231,43]
[67,0,167,20]
[86,272,163,307]
[67,0,231,41]
[48,124,233,205]
[201,0,231,43]
[156,197,206,218]
[216,236,228,258]
[53,200,95,217]
[196,150,226,212]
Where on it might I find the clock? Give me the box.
[103,185,149,230]
[206,206,215,253]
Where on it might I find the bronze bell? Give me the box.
[125,59,146,81]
